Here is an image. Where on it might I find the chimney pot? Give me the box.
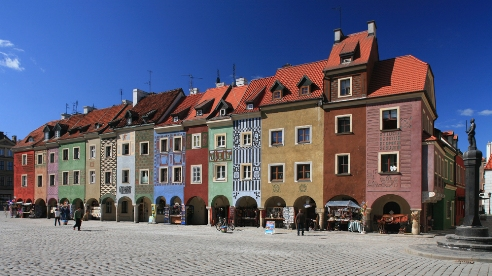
[367,20,376,37]
[12,135,17,143]
[235,77,247,87]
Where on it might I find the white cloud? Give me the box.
[450,123,464,128]
[14,48,24,52]
[478,110,492,116]
[0,39,14,47]
[458,108,474,116]
[0,52,24,71]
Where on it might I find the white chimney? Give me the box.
[216,82,225,88]
[133,89,149,107]
[236,78,247,87]
[368,20,376,37]
[121,99,133,105]
[487,142,492,161]
[61,113,71,119]
[83,106,96,114]
[334,28,344,43]
[189,88,199,95]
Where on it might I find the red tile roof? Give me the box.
[233,76,275,114]
[324,31,376,71]
[368,55,429,98]
[224,85,248,111]
[14,120,58,149]
[485,154,492,170]
[259,60,326,107]
[185,86,230,121]
[157,93,204,126]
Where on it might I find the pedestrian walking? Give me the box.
[54,208,61,226]
[73,207,82,231]
[296,209,306,236]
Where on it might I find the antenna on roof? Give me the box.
[182,74,203,91]
[145,70,152,93]
[72,101,79,114]
[232,64,236,87]
[332,7,341,29]
[120,89,123,103]
[65,103,69,114]
[216,69,221,84]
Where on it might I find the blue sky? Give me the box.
[1,1,491,154]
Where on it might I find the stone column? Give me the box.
[115,203,119,222]
[46,205,50,219]
[463,149,483,226]
[206,207,211,226]
[100,204,104,222]
[258,208,265,228]
[318,210,325,231]
[411,209,421,235]
[363,208,372,233]
[133,204,139,223]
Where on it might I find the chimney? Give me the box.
[334,28,344,43]
[61,113,71,119]
[189,88,199,95]
[133,89,149,107]
[0,132,4,139]
[216,82,225,88]
[236,77,247,87]
[121,99,133,105]
[83,106,96,114]
[367,20,376,37]
[12,135,17,143]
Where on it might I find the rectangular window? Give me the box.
[160,138,169,152]
[191,165,201,184]
[273,90,282,100]
[336,154,350,174]
[241,132,252,147]
[73,147,80,160]
[122,143,130,155]
[89,171,96,184]
[21,175,27,187]
[49,152,55,163]
[106,201,112,213]
[300,86,309,95]
[380,107,399,130]
[49,174,55,186]
[173,137,182,151]
[7,162,13,171]
[62,172,69,185]
[196,110,203,116]
[241,164,252,180]
[296,126,311,144]
[122,170,130,183]
[214,164,226,182]
[62,149,69,161]
[121,201,128,213]
[37,175,43,187]
[270,129,284,146]
[105,146,112,158]
[7,176,12,186]
[159,167,168,183]
[22,154,27,165]
[215,134,226,149]
[104,172,111,184]
[173,167,182,183]
[296,163,311,181]
[338,77,352,97]
[0,161,3,170]
[73,171,80,184]
[379,152,399,173]
[246,103,254,110]
[192,134,201,149]
[140,142,149,155]
[0,148,3,156]
[7,149,12,157]
[89,145,96,159]
[37,154,43,165]
[140,170,149,184]
[0,176,4,186]
[270,164,284,182]
[336,115,352,133]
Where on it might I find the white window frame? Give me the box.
[105,146,112,158]
[21,174,27,187]
[240,163,252,180]
[220,109,226,116]
[338,76,352,97]
[335,153,351,175]
[335,114,353,134]
[55,130,60,138]
[246,103,254,110]
[89,145,96,159]
[104,171,112,184]
[269,128,284,147]
[140,141,149,155]
[173,116,179,122]
[73,147,80,160]
[159,167,168,183]
[268,163,285,183]
[295,125,312,145]
[62,171,69,185]
[89,170,96,184]
[192,133,201,149]
[196,110,203,116]
[37,154,43,165]
[22,154,27,165]
[160,138,169,152]
[122,169,130,184]
[213,163,227,182]
[294,161,312,182]
[240,132,252,147]
[37,174,43,187]
[122,143,130,155]
[300,85,310,95]
[172,166,182,183]
[73,170,80,185]
[215,133,226,149]
[378,151,400,173]
[62,149,69,161]
[140,169,149,185]
[173,136,182,152]
[49,174,56,186]
[380,106,400,130]
[191,165,202,184]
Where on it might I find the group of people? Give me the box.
[53,206,83,231]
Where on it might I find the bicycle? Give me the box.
[215,217,235,231]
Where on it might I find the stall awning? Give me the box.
[325,200,360,209]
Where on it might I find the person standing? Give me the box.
[296,209,306,236]
[73,207,82,231]
[54,208,61,226]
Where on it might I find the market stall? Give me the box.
[325,200,361,232]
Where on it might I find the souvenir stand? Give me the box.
[170,203,182,224]
[264,207,283,228]
[325,200,361,232]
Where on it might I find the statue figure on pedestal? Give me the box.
[466,118,476,149]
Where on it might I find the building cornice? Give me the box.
[231,111,261,121]
[155,124,184,134]
[182,118,207,127]
[260,99,320,112]
[207,118,232,128]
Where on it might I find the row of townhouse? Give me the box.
[13,21,464,233]
[0,131,16,208]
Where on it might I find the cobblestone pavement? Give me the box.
[1,218,492,276]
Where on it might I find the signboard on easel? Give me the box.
[265,221,275,234]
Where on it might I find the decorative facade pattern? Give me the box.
[100,137,117,199]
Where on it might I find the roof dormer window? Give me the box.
[173,116,179,122]
[55,131,60,138]
[246,104,253,110]
[44,132,49,141]
[28,137,34,142]
[127,117,132,125]
[300,86,309,95]
[273,90,282,100]
[220,109,226,116]
[196,110,203,116]
[341,57,352,64]
[95,123,100,129]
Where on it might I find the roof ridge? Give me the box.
[277,59,327,71]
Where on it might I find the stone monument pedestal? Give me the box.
[438,226,492,252]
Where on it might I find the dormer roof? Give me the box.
[324,31,376,72]
[157,93,203,126]
[233,76,275,115]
